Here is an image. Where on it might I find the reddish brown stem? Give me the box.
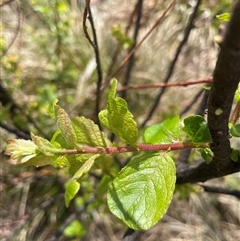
[63,142,208,155]
[117,77,213,92]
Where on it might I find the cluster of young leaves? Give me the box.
[5,79,221,231]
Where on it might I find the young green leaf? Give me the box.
[54,104,76,147]
[230,124,240,137]
[5,139,39,165]
[72,154,100,180]
[234,84,240,102]
[99,79,138,147]
[199,148,213,164]
[71,116,107,147]
[48,98,59,119]
[48,100,76,147]
[31,132,64,156]
[107,152,176,231]
[65,179,80,207]
[183,115,212,146]
[216,13,231,22]
[144,115,180,144]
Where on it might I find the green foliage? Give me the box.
[65,179,81,207]
[234,84,240,102]
[72,117,107,147]
[230,124,240,137]
[144,115,180,144]
[183,115,212,146]
[231,149,240,162]
[107,153,176,230]
[111,24,134,49]
[7,80,239,231]
[99,79,138,147]
[199,148,213,164]
[216,13,231,22]
[64,220,86,238]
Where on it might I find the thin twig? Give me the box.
[198,184,240,198]
[105,0,176,86]
[0,121,30,139]
[141,0,202,128]
[229,102,240,124]
[2,194,64,241]
[1,0,20,57]
[180,89,204,116]
[49,196,95,241]
[117,77,212,92]
[41,142,208,156]
[0,0,15,7]
[105,3,137,78]
[83,0,103,124]
[121,0,144,99]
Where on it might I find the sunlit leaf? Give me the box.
[5,139,39,165]
[144,115,180,144]
[64,220,86,238]
[31,132,64,156]
[55,105,76,147]
[99,79,138,147]
[107,152,176,230]
[65,179,80,207]
[73,154,100,180]
[216,13,231,22]
[72,116,107,147]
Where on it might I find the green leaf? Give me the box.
[183,115,212,146]
[73,154,100,180]
[111,24,134,49]
[99,79,138,146]
[64,220,86,238]
[5,139,39,165]
[107,152,176,230]
[72,116,107,147]
[234,84,240,102]
[230,124,240,137]
[55,104,76,147]
[21,154,56,167]
[144,115,180,144]
[231,149,240,162]
[216,13,231,22]
[48,98,59,119]
[48,100,76,146]
[65,179,80,207]
[31,132,64,156]
[199,148,213,164]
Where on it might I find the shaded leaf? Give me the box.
[107,152,176,230]
[230,124,240,137]
[199,148,213,164]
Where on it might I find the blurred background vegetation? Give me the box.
[1,0,239,240]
